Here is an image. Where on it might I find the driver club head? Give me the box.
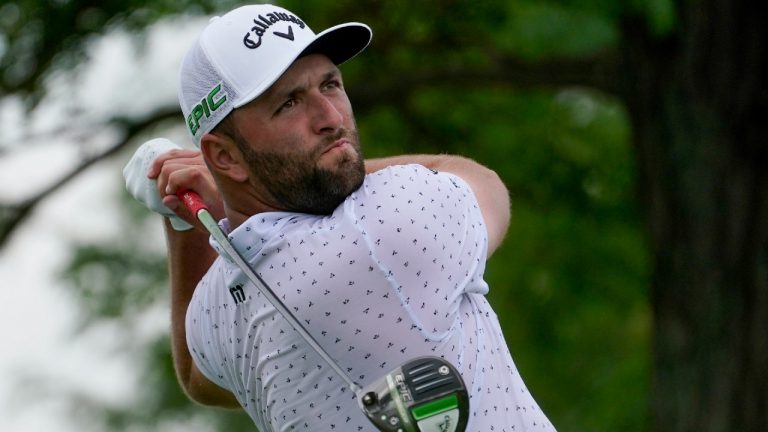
[359,356,469,432]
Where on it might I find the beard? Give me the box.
[238,129,365,215]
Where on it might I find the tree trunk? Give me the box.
[620,1,768,431]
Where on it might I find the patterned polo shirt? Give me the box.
[186,164,556,431]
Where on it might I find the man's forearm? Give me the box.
[365,154,453,173]
[163,219,218,390]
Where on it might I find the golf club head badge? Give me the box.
[359,356,469,432]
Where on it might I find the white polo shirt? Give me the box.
[186,164,556,431]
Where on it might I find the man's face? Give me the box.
[230,54,365,215]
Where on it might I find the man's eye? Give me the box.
[323,80,341,91]
[277,99,296,114]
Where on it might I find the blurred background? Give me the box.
[0,1,764,431]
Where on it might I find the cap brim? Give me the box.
[232,22,371,109]
[301,22,372,65]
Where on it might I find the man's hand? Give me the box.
[147,146,224,231]
[123,137,224,232]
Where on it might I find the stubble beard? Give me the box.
[238,129,365,215]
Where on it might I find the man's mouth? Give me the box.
[320,129,352,154]
[322,139,349,154]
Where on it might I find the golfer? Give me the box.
[125,4,556,431]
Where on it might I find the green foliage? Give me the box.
[51,1,652,431]
[499,2,618,60]
[627,0,677,36]
[64,244,166,321]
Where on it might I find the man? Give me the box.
[125,4,556,431]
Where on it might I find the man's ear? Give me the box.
[200,133,249,183]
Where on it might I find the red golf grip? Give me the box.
[177,189,208,216]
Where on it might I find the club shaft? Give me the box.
[193,207,363,395]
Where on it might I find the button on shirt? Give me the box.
[186,164,556,431]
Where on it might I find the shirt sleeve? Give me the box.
[185,267,231,390]
[357,164,490,337]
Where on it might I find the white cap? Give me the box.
[178,4,372,146]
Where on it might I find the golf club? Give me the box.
[178,190,469,432]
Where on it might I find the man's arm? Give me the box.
[163,218,240,408]
[148,150,239,408]
[365,155,511,256]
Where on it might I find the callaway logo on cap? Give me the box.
[242,10,307,49]
[177,4,372,146]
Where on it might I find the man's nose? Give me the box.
[310,94,343,135]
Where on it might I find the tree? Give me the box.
[1,0,764,431]
[619,2,768,430]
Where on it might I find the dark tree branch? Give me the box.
[0,106,181,248]
[350,51,619,114]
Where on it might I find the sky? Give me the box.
[0,17,206,432]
